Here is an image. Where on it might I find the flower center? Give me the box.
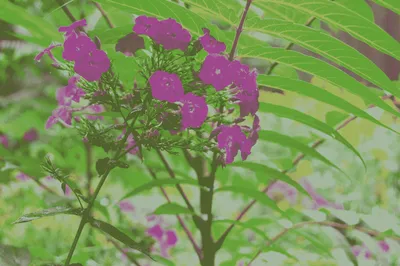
[215,69,221,75]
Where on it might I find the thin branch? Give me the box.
[156,149,196,213]
[146,166,202,260]
[229,0,253,61]
[84,142,93,197]
[266,16,316,75]
[215,94,395,250]
[28,176,58,195]
[92,1,115,29]
[248,220,400,265]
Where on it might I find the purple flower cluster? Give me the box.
[134,16,191,51]
[352,240,390,259]
[23,128,39,142]
[150,70,208,130]
[59,19,110,81]
[199,28,226,54]
[0,134,9,148]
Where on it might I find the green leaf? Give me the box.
[0,245,30,266]
[246,19,398,96]
[230,161,311,198]
[370,0,400,15]
[89,218,153,259]
[255,1,310,24]
[183,0,240,25]
[120,178,203,200]
[241,47,400,119]
[257,0,400,60]
[325,111,348,127]
[96,158,110,176]
[257,75,395,133]
[258,102,366,169]
[12,206,83,224]
[294,230,333,258]
[153,202,192,215]
[0,0,62,46]
[214,186,283,214]
[213,219,269,240]
[258,130,347,177]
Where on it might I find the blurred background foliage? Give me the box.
[1,0,400,266]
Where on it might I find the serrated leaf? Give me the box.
[153,202,192,215]
[241,47,400,119]
[89,218,153,259]
[214,186,283,214]
[258,102,366,169]
[13,206,83,224]
[246,18,398,96]
[183,0,240,25]
[370,0,400,15]
[257,0,400,60]
[0,245,30,266]
[230,161,311,198]
[120,178,203,200]
[259,130,348,177]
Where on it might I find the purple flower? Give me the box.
[0,134,9,148]
[119,201,135,213]
[147,224,164,240]
[241,115,260,160]
[217,125,247,164]
[133,16,160,38]
[181,93,208,129]
[45,106,72,129]
[230,61,259,117]
[199,54,233,91]
[378,240,390,253]
[16,172,30,181]
[352,245,372,259]
[34,43,62,66]
[149,71,184,103]
[300,178,343,210]
[74,49,110,81]
[58,19,87,37]
[199,28,226,54]
[267,181,298,205]
[64,185,72,197]
[126,134,139,155]
[85,104,104,120]
[153,18,191,51]
[23,128,39,142]
[62,33,97,62]
[56,76,86,106]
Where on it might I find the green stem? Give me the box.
[64,168,112,265]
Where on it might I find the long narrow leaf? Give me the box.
[13,207,83,224]
[259,102,366,169]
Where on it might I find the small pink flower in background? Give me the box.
[237,261,245,266]
[85,104,104,120]
[58,19,87,37]
[199,28,226,54]
[62,34,97,62]
[23,128,39,142]
[0,134,9,148]
[45,106,72,129]
[64,184,72,197]
[217,125,247,164]
[267,180,298,205]
[126,134,139,155]
[146,223,178,258]
[149,71,184,103]
[300,178,343,210]
[153,18,191,51]
[378,240,390,253]
[133,16,160,38]
[119,201,135,213]
[16,172,31,182]
[180,93,208,129]
[199,54,233,91]
[56,76,86,106]
[352,245,372,259]
[34,43,62,66]
[74,49,111,82]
